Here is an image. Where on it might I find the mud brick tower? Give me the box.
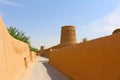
[60,25,77,47]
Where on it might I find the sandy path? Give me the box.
[22,56,70,80]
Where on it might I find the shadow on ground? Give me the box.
[38,61,48,63]
[42,62,70,80]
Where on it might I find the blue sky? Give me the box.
[0,0,120,49]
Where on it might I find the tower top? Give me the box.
[61,25,75,28]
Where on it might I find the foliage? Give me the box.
[8,26,30,44]
[29,46,38,52]
[7,26,38,52]
[82,38,87,42]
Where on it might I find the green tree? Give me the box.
[82,38,87,42]
[7,26,38,52]
[29,46,38,52]
[8,26,30,44]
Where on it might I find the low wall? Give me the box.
[0,17,30,80]
[30,51,36,62]
[49,32,120,80]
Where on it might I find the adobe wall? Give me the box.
[0,17,30,80]
[30,51,37,62]
[49,33,120,80]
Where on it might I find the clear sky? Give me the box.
[0,0,120,49]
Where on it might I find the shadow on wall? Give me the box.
[42,62,70,80]
[24,58,28,68]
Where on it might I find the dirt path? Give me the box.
[22,56,70,80]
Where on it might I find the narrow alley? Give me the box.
[22,56,70,80]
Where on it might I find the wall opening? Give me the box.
[24,58,28,68]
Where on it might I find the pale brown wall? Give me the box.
[0,17,30,80]
[50,33,120,80]
[30,51,36,61]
